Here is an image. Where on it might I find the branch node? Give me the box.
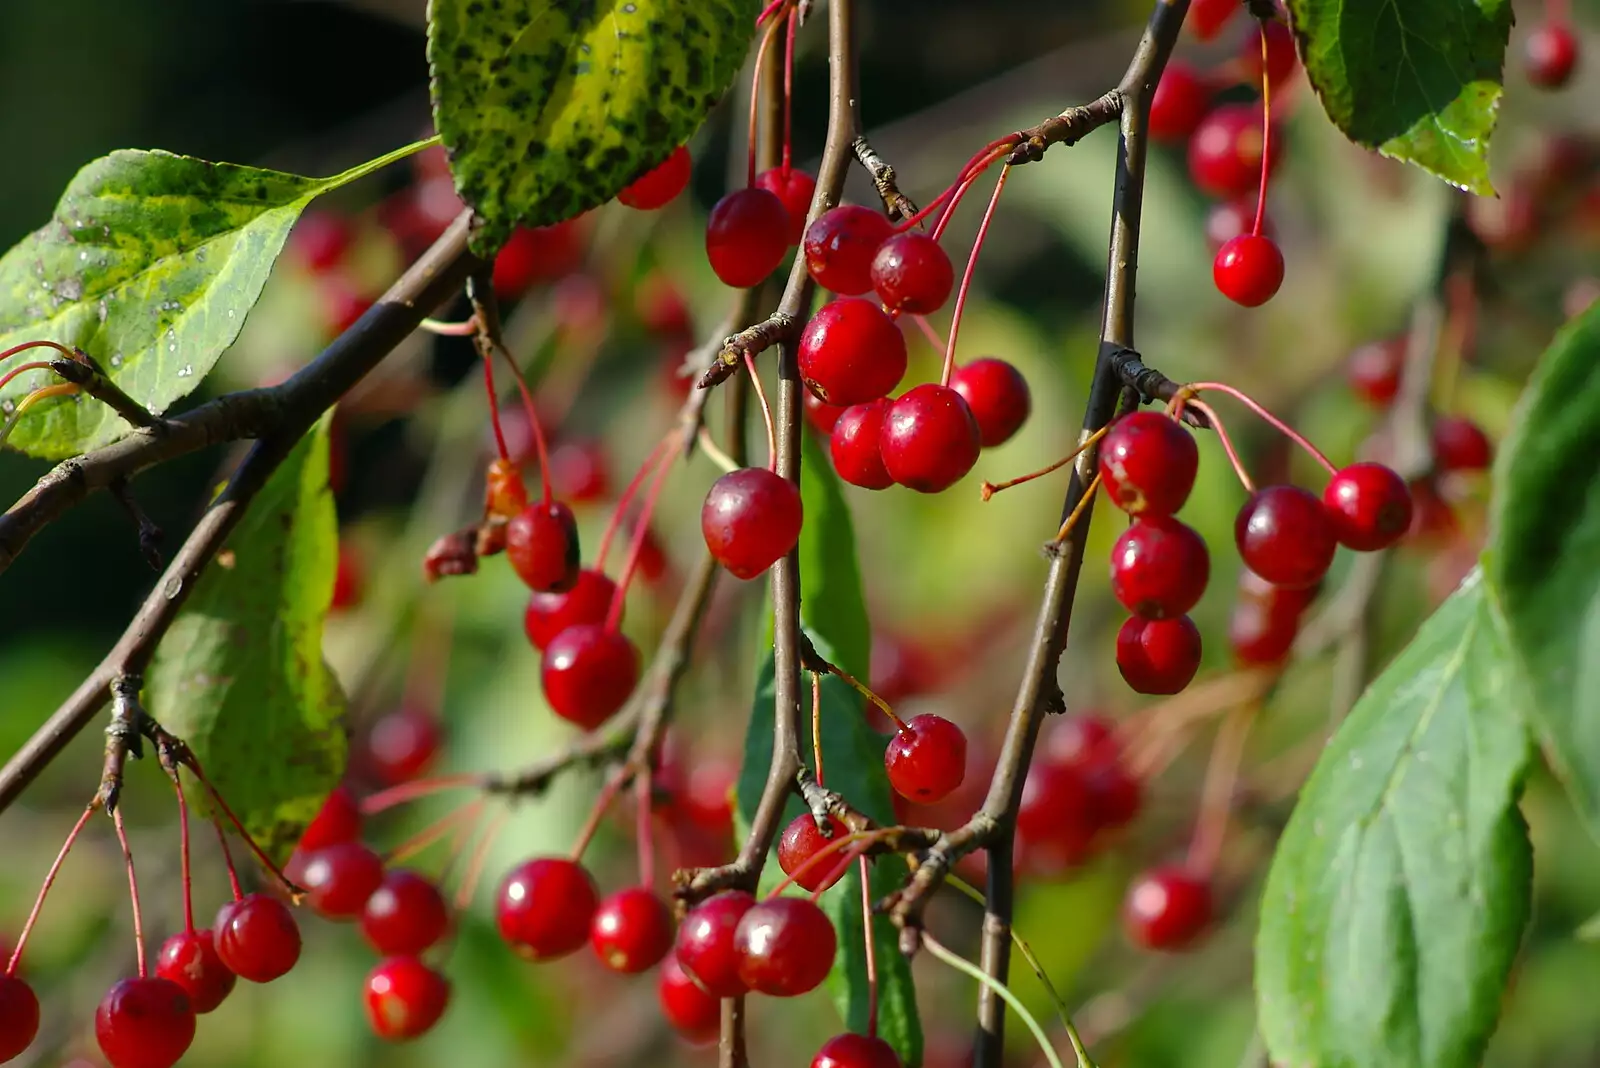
[49,354,167,434]
[109,478,164,570]
[1005,91,1124,167]
[99,674,146,812]
[697,313,798,391]
[851,135,920,222]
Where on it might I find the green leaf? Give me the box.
[427,0,759,253]
[1285,0,1511,194]
[0,143,427,459]
[1256,572,1531,1068]
[146,417,347,863]
[734,432,922,1067]
[1485,301,1600,843]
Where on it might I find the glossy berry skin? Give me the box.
[884,715,968,804]
[95,977,196,1068]
[756,167,818,244]
[880,384,982,493]
[364,956,451,1041]
[496,857,599,960]
[156,929,236,1014]
[1188,103,1278,200]
[1016,762,1096,875]
[1123,866,1213,951]
[0,976,40,1061]
[300,841,385,920]
[618,145,692,210]
[1241,19,1298,89]
[1109,517,1211,618]
[491,222,585,299]
[804,391,848,436]
[734,897,837,997]
[1323,463,1414,551]
[1431,415,1493,472]
[1228,573,1314,666]
[524,568,619,651]
[1214,234,1284,307]
[590,887,675,974]
[803,205,895,295]
[366,705,440,785]
[798,298,908,406]
[215,893,302,982]
[1525,23,1579,88]
[1099,411,1199,516]
[702,468,804,580]
[1116,615,1202,695]
[1188,0,1240,39]
[1235,485,1337,589]
[813,1033,905,1068]
[658,953,721,1044]
[361,870,451,957]
[541,624,641,729]
[870,233,954,314]
[675,890,757,997]
[505,501,581,593]
[706,187,793,289]
[777,814,851,893]
[830,399,894,490]
[949,358,1032,448]
[300,783,362,852]
[1149,62,1212,142]
[1347,339,1404,407]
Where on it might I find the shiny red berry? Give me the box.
[880,384,982,493]
[214,893,301,982]
[299,783,362,852]
[155,929,236,1014]
[1214,233,1284,307]
[505,500,581,593]
[496,857,599,960]
[1099,411,1199,515]
[332,542,363,610]
[1149,62,1213,142]
[884,714,968,804]
[675,890,757,997]
[619,145,692,210]
[1241,19,1298,89]
[702,467,804,579]
[734,897,837,997]
[706,187,792,289]
[550,439,611,502]
[590,887,674,974]
[870,233,954,314]
[541,624,641,729]
[830,399,894,490]
[659,953,722,1044]
[361,870,451,957]
[291,210,353,273]
[1323,462,1413,551]
[1188,103,1279,199]
[95,977,196,1068]
[364,955,451,1041]
[1188,0,1240,39]
[366,705,441,786]
[948,358,1032,447]
[0,975,38,1062]
[813,1033,904,1068]
[803,205,894,295]
[804,390,849,436]
[1109,516,1211,618]
[524,568,619,651]
[756,167,818,244]
[1016,762,1096,875]
[299,841,385,920]
[798,298,908,405]
[492,222,585,298]
[777,814,852,893]
[1235,485,1337,589]
[1228,570,1312,666]
[1123,866,1213,950]
[1347,338,1403,407]
[1526,22,1579,88]
[1116,615,1202,694]
[1431,415,1493,472]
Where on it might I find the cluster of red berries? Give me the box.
[1017,715,1142,877]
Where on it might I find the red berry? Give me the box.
[1526,22,1579,89]
[661,751,738,835]
[1042,714,1118,769]
[1241,19,1298,89]
[492,222,586,299]
[1016,762,1096,875]
[1109,516,1211,618]
[880,384,982,493]
[299,783,362,852]
[496,857,599,960]
[777,814,852,893]
[363,955,451,1041]
[701,467,805,579]
[706,187,793,289]
[524,569,619,651]
[803,206,895,295]
[366,706,441,786]
[1214,233,1284,307]
[1149,62,1213,142]
[1116,615,1202,694]
[1123,866,1213,950]
[756,167,818,244]
[155,929,236,1014]
[1235,485,1337,589]
[1323,462,1413,551]
[0,975,38,1062]
[1098,411,1199,516]
[1347,339,1404,407]
[813,1033,905,1068]
[299,841,385,920]
[214,893,302,982]
[321,278,373,336]
[675,890,757,997]
[1085,760,1143,831]
[1407,477,1459,545]
[95,978,195,1068]
[734,897,837,996]
[505,500,581,593]
[1205,199,1273,251]
[589,887,674,974]
[332,542,363,611]
[1228,576,1307,666]
[619,145,692,210]
[1431,415,1493,472]
[830,399,894,490]
[1188,103,1279,199]
[948,358,1032,448]
[550,439,611,503]
[884,714,968,804]
[1188,0,1241,39]
[870,233,954,314]
[541,624,641,729]
[804,390,849,436]
[361,870,451,957]
[635,272,693,337]
[291,211,354,273]
[658,952,722,1044]
[798,298,908,405]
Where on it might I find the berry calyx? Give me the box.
[1347,338,1404,407]
[299,841,386,921]
[214,893,302,982]
[803,205,894,295]
[756,167,818,244]
[505,501,581,593]
[361,870,451,957]
[1099,411,1200,516]
[948,358,1032,448]
[675,890,757,997]
[879,384,982,493]
[1109,516,1211,618]
[299,783,362,852]
[590,886,675,974]
[1188,103,1279,199]
[1431,415,1493,472]
[155,929,236,1014]
[1149,62,1213,143]
[1123,866,1213,951]
[870,233,954,314]
[706,187,793,289]
[496,857,599,960]
[0,976,40,1062]
[812,1033,905,1068]
[524,568,619,651]
[94,977,196,1068]
[884,714,968,804]
[1116,615,1203,695]
[830,399,894,490]
[1235,485,1337,589]
[1525,22,1579,89]
[363,955,451,1041]
[777,814,852,893]
[1213,234,1285,307]
[701,468,805,580]
[659,952,721,1044]
[618,145,692,210]
[540,624,642,729]
[734,897,837,997]
[1322,462,1414,551]
[366,705,441,786]
[798,298,909,406]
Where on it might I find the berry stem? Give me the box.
[859,854,879,1038]
[782,10,797,171]
[909,314,946,352]
[746,352,779,472]
[806,841,873,903]
[490,339,556,507]
[1186,701,1258,878]
[746,10,789,189]
[1184,397,1256,492]
[1177,381,1338,475]
[183,757,304,894]
[636,764,657,890]
[570,770,629,862]
[754,0,787,27]
[920,932,1067,1068]
[981,425,1111,501]
[0,361,56,394]
[9,802,96,977]
[894,141,1014,235]
[0,384,79,450]
[0,339,78,368]
[696,427,742,474]
[1251,20,1272,238]
[811,672,826,788]
[605,432,681,631]
[112,806,148,979]
[596,433,677,568]
[360,773,483,816]
[481,352,513,465]
[166,765,196,932]
[387,798,487,866]
[819,660,908,735]
[1050,471,1103,545]
[210,814,244,902]
[941,165,1011,388]
[454,807,511,913]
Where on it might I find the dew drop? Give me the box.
[78,250,89,262]
[227,309,236,318]
[177,364,193,377]
[0,400,13,416]
[110,353,123,368]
